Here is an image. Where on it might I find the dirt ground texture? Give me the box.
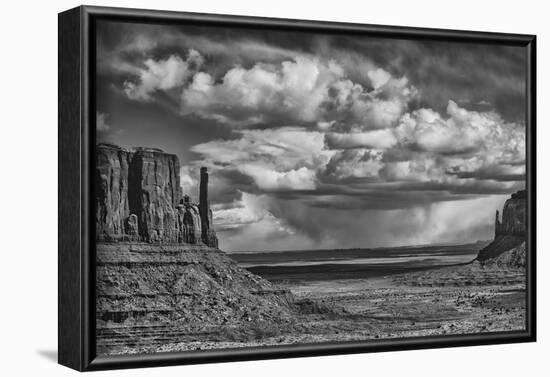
[98,258,526,355]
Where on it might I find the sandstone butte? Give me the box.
[95,144,299,352]
[476,189,527,267]
[95,143,217,247]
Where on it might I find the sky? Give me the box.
[95,20,527,252]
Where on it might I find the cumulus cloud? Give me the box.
[181,56,340,125]
[324,149,384,180]
[237,165,317,191]
[321,101,525,185]
[213,192,317,251]
[191,127,333,191]
[123,50,204,101]
[112,36,419,133]
[97,22,527,251]
[179,166,198,197]
[213,191,277,230]
[395,101,524,158]
[186,101,525,211]
[184,98,525,251]
[367,68,392,89]
[178,56,417,130]
[344,75,417,130]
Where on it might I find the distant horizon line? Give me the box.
[225,239,491,254]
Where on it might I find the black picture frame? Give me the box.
[58,5,537,371]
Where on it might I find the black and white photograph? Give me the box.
[3,0,550,376]
[3,0,550,375]
[92,16,532,357]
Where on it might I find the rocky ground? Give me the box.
[96,243,297,355]
[97,243,526,355]
[285,261,526,341]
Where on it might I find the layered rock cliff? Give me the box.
[95,143,217,247]
[96,243,295,354]
[129,147,182,242]
[95,143,132,238]
[476,190,527,263]
[495,190,526,237]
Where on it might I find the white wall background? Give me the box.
[0,0,546,375]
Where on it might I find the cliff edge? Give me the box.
[476,190,527,264]
[95,143,217,247]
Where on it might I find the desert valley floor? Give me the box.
[96,244,526,355]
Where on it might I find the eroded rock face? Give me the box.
[175,198,202,244]
[484,242,526,268]
[126,214,139,236]
[495,190,526,237]
[202,209,218,248]
[95,144,132,238]
[95,143,218,247]
[477,190,527,262]
[129,148,182,242]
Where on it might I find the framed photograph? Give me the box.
[58,5,536,371]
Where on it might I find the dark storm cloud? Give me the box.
[96,20,527,251]
[251,177,523,211]
[447,165,526,182]
[215,192,506,251]
[97,20,526,122]
[326,37,526,123]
